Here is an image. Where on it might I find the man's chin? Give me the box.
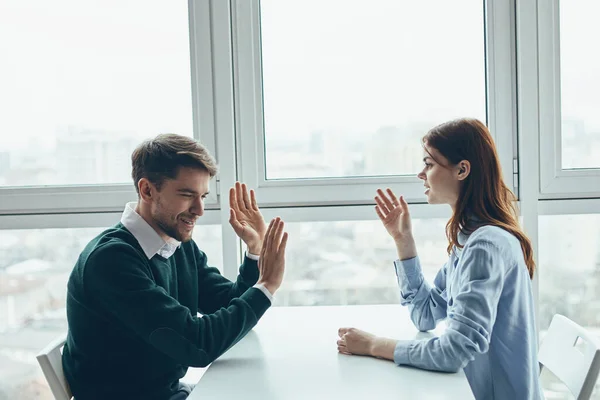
[180,234,193,243]
[176,230,194,243]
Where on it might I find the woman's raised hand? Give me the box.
[374,188,412,241]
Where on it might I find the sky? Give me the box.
[0,0,193,150]
[260,0,486,137]
[0,0,598,154]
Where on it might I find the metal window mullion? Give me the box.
[485,0,519,193]
[516,0,541,338]
[189,0,219,206]
[211,0,242,280]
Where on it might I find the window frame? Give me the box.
[227,0,518,207]
[0,0,219,216]
[537,0,600,199]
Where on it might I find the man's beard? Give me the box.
[152,207,193,243]
[156,217,191,242]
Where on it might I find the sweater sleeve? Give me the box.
[194,244,262,314]
[84,242,271,368]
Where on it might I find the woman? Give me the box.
[337,118,543,399]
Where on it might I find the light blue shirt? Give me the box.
[393,225,544,400]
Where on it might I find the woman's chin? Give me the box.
[425,195,439,205]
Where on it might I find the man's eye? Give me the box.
[182,194,193,198]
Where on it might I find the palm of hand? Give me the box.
[384,207,411,238]
[229,183,267,248]
[236,209,266,243]
[375,189,412,239]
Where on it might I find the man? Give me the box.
[62,134,288,400]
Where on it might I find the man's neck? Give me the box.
[135,201,170,242]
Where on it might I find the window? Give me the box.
[538,214,600,399]
[274,218,449,307]
[538,214,600,334]
[559,1,600,171]
[260,0,486,180]
[0,227,102,399]
[538,1,600,197]
[192,226,224,273]
[229,0,515,206]
[0,0,221,216]
[0,0,193,187]
[0,225,222,400]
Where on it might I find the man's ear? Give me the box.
[457,160,471,181]
[138,178,154,202]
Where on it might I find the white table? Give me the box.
[190,305,474,399]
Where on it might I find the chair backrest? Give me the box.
[36,333,72,400]
[539,314,600,400]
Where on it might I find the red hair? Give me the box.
[423,118,535,279]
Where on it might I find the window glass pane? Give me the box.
[0,225,221,399]
[559,1,600,170]
[0,1,192,187]
[192,226,224,272]
[274,218,449,306]
[260,0,486,180]
[539,214,600,400]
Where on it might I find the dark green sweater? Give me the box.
[62,223,271,400]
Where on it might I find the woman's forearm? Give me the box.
[370,337,398,361]
[394,235,418,261]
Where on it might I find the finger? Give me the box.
[338,327,350,337]
[374,205,386,222]
[235,182,246,211]
[234,182,245,210]
[250,189,259,211]
[241,183,251,210]
[278,232,289,256]
[264,217,280,253]
[229,209,244,233]
[229,187,240,212]
[336,339,346,346]
[399,195,410,214]
[273,219,285,251]
[375,195,390,215]
[261,218,275,259]
[337,346,352,355]
[386,188,400,206]
[377,188,395,210]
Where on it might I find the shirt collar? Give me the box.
[120,202,181,259]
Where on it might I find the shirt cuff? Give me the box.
[393,256,423,288]
[253,283,273,303]
[246,251,260,261]
[393,340,413,365]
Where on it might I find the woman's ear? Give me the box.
[457,160,471,181]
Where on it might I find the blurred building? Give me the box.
[56,126,136,184]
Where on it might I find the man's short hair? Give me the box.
[131,134,218,194]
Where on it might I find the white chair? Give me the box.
[36,333,73,400]
[539,314,600,400]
